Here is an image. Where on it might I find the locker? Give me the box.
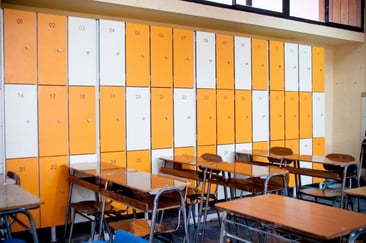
[197,145,216,158]
[285,91,299,140]
[269,40,284,91]
[217,144,235,162]
[252,91,269,142]
[69,86,96,155]
[39,156,68,227]
[252,141,269,162]
[173,28,194,88]
[38,86,68,157]
[151,148,173,174]
[312,137,325,183]
[270,91,285,141]
[299,92,312,138]
[196,31,216,89]
[99,19,125,86]
[299,45,312,91]
[151,26,173,87]
[68,16,97,86]
[100,86,125,152]
[127,150,150,172]
[235,90,252,143]
[216,34,234,90]
[38,13,67,85]
[6,158,40,228]
[126,87,150,151]
[174,147,195,157]
[100,151,126,169]
[252,38,268,90]
[197,89,217,146]
[125,23,150,87]
[270,140,285,148]
[284,43,299,91]
[285,139,299,187]
[4,9,36,84]
[5,84,38,158]
[174,89,196,148]
[217,89,234,144]
[312,46,325,92]
[234,36,251,90]
[151,88,173,149]
[299,138,313,186]
[313,92,325,137]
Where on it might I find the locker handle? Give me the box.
[25,44,31,50]
[57,48,62,53]
[141,53,145,58]
[116,117,121,121]
[86,118,92,123]
[86,50,90,55]
[57,119,63,123]
[116,52,120,56]
[165,55,169,59]
[165,116,169,120]
[187,116,191,120]
[186,57,190,61]
[142,117,146,120]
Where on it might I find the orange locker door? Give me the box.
[216,34,234,90]
[235,90,252,143]
[6,158,40,229]
[38,13,67,85]
[39,156,68,228]
[252,38,268,90]
[127,150,150,172]
[312,46,325,92]
[299,92,312,139]
[285,91,299,140]
[151,88,173,149]
[69,86,96,155]
[173,28,194,88]
[4,9,36,84]
[126,23,150,87]
[313,137,325,183]
[269,40,284,91]
[38,86,68,157]
[252,141,269,162]
[197,89,217,146]
[270,140,285,148]
[151,25,172,87]
[217,89,234,144]
[101,151,127,168]
[100,86,125,153]
[270,91,285,141]
[285,139,299,187]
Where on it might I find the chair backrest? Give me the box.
[200,153,223,162]
[323,153,357,176]
[7,171,21,185]
[268,147,293,166]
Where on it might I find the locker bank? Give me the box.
[0,0,365,240]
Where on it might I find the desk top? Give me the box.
[69,162,133,176]
[344,186,366,198]
[159,155,197,165]
[201,161,287,178]
[100,172,189,193]
[216,194,366,240]
[237,149,357,167]
[0,184,44,211]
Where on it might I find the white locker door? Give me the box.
[299,45,312,92]
[299,138,312,186]
[196,31,215,89]
[313,92,325,137]
[284,43,299,91]
[126,87,150,150]
[5,84,38,158]
[252,91,269,142]
[174,88,196,147]
[99,19,125,86]
[234,36,252,90]
[151,148,173,174]
[68,17,97,86]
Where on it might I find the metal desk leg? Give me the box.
[219,211,228,243]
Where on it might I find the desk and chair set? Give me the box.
[1,142,366,243]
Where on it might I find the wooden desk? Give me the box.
[236,149,358,205]
[197,161,288,238]
[344,186,366,212]
[0,184,44,243]
[215,194,366,243]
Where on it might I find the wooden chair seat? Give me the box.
[109,218,175,238]
[298,187,341,198]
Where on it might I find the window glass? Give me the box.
[252,0,282,12]
[290,0,320,21]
